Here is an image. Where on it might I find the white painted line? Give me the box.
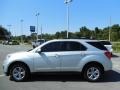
[0,75,5,77]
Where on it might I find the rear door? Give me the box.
[60,41,87,71]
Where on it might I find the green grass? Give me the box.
[112,42,120,53]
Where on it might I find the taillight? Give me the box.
[104,51,112,60]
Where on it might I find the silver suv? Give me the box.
[3,39,112,82]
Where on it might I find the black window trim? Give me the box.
[41,41,87,52]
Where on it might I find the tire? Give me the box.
[10,63,30,82]
[83,64,103,82]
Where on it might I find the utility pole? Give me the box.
[7,25,12,40]
[36,12,40,40]
[109,17,111,41]
[64,0,72,39]
[41,25,42,39]
[7,25,12,36]
[20,19,24,43]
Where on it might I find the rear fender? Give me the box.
[78,55,105,72]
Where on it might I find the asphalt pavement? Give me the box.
[0,44,120,90]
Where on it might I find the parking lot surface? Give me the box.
[0,44,120,90]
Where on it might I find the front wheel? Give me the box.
[10,63,30,82]
[83,64,103,82]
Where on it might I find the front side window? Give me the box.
[41,42,61,52]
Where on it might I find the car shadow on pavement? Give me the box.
[27,70,120,83]
[101,70,120,83]
[29,73,84,82]
[112,54,119,58]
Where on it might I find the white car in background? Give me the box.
[3,39,112,82]
[32,39,46,48]
[99,40,113,53]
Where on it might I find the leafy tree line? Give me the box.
[41,24,120,41]
[1,24,120,42]
[0,26,10,40]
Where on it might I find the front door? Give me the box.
[34,42,62,72]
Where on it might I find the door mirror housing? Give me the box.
[36,48,41,53]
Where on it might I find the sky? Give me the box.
[0,0,120,36]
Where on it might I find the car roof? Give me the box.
[99,40,110,42]
[49,39,99,42]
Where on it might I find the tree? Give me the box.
[102,27,109,40]
[79,26,91,38]
[11,24,120,42]
[111,24,120,41]
[0,26,10,40]
[55,32,61,39]
[94,27,103,40]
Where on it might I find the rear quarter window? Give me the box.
[87,42,108,50]
[100,41,111,45]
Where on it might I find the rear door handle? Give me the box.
[81,53,85,56]
[55,54,59,58]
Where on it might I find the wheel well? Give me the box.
[82,61,104,73]
[7,61,30,75]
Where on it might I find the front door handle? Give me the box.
[55,54,59,58]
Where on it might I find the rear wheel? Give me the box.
[10,63,30,82]
[83,64,103,82]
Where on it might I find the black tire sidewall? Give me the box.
[10,64,29,82]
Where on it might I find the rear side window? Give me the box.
[87,42,107,50]
[62,41,87,51]
[100,41,111,45]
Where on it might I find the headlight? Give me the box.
[3,54,11,66]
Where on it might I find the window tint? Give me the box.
[87,42,107,50]
[38,40,44,42]
[41,41,87,52]
[63,41,87,51]
[100,41,111,45]
[41,42,62,52]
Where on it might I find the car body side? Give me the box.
[3,39,112,76]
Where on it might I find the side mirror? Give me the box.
[36,48,41,53]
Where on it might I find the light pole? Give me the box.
[36,12,40,40]
[41,24,42,39]
[7,25,12,36]
[7,25,12,40]
[64,0,72,39]
[109,17,111,41]
[20,19,24,43]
